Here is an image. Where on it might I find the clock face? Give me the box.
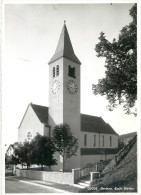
[51,80,60,94]
[66,80,78,94]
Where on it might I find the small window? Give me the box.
[68,65,76,78]
[94,135,96,146]
[27,132,32,141]
[102,135,104,147]
[110,136,112,147]
[53,67,55,77]
[56,65,59,76]
[84,134,87,146]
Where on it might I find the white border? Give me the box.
[3,0,139,4]
[1,1,140,195]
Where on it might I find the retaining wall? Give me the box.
[15,168,79,185]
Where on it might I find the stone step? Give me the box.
[80,180,91,184]
[77,181,89,187]
[72,184,86,189]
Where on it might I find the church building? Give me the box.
[18,22,119,171]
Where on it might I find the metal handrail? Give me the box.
[115,135,137,164]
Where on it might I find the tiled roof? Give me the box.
[81,148,119,155]
[48,23,81,65]
[81,114,118,135]
[25,104,117,135]
[31,104,49,124]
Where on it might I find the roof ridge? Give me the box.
[81,113,101,118]
[31,103,48,108]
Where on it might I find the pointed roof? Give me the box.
[48,22,81,65]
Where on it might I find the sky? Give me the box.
[3,3,138,148]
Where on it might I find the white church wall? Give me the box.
[48,58,66,171]
[80,131,118,149]
[49,58,64,128]
[50,152,63,171]
[80,132,100,148]
[43,125,50,137]
[81,154,106,168]
[63,58,81,170]
[18,105,44,142]
[81,154,115,168]
[106,154,116,160]
[99,133,118,148]
[49,57,81,171]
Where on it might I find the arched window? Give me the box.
[94,135,96,147]
[56,65,59,76]
[110,136,112,147]
[102,135,104,147]
[84,134,87,146]
[53,67,55,77]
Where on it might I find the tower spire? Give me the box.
[48,23,81,65]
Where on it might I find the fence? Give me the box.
[80,159,111,179]
[115,135,137,165]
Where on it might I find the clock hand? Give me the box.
[66,85,74,89]
[52,84,57,90]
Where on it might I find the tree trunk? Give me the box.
[62,149,66,173]
[62,155,65,173]
[11,165,14,176]
[62,157,64,173]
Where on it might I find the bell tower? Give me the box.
[48,22,81,171]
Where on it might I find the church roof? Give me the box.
[26,104,117,135]
[31,104,49,124]
[81,114,118,135]
[48,22,81,65]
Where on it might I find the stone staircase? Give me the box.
[73,177,91,189]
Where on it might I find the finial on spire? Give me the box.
[64,20,66,24]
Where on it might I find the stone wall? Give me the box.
[15,169,80,184]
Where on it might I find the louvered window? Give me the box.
[68,65,76,78]
[53,67,55,77]
[56,65,59,76]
